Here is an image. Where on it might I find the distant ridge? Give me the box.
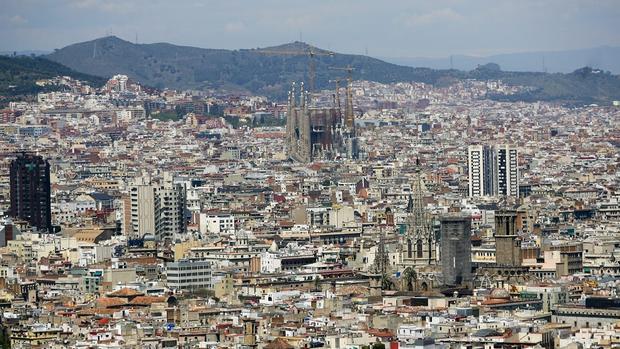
[0,50,51,57]
[46,36,445,97]
[44,36,620,104]
[384,46,620,74]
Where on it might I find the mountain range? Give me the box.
[45,36,455,97]
[383,46,620,74]
[3,35,617,105]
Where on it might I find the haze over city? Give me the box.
[0,1,619,349]
[2,0,620,58]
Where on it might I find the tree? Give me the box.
[403,267,417,292]
[313,275,321,292]
[0,326,10,349]
[380,273,393,290]
[372,342,385,349]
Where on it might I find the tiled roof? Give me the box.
[96,297,126,308]
[108,288,145,297]
[128,296,166,306]
[366,328,395,338]
[264,338,294,349]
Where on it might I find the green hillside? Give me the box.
[0,55,105,105]
[38,36,620,105]
[470,64,620,105]
[46,36,452,97]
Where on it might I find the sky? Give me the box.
[1,0,619,58]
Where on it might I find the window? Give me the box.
[407,239,412,258]
[416,239,423,258]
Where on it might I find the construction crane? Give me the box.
[329,66,356,128]
[328,78,342,116]
[255,48,334,92]
[329,65,354,82]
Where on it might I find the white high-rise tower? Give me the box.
[468,144,518,198]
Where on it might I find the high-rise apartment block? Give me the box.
[129,173,186,241]
[9,153,52,232]
[468,144,518,198]
[496,145,519,197]
[467,145,490,197]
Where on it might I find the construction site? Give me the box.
[266,46,359,163]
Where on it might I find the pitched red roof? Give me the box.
[96,297,126,308]
[265,338,294,349]
[128,296,166,306]
[108,288,145,297]
[367,328,395,338]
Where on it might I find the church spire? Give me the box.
[410,158,430,235]
[404,157,436,265]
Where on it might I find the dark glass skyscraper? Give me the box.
[9,153,52,232]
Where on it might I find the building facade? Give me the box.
[495,210,522,267]
[286,82,358,162]
[440,214,472,286]
[402,162,437,267]
[129,172,186,240]
[9,153,52,232]
[496,144,519,197]
[468,144,519,198]
[166,260,213,292]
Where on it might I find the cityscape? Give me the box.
[0,1,620,349]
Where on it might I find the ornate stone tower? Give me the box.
[495,210,522,267]
[242,317,258,349]
[286,80,359,162]
[402,159,437,267]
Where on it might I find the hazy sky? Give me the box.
[1,0,619,57]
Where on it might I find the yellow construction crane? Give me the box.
[255,48,334,92]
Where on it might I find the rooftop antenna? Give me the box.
[299,31,303,43]
[309,50,316,93]
[135,32,138,45]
